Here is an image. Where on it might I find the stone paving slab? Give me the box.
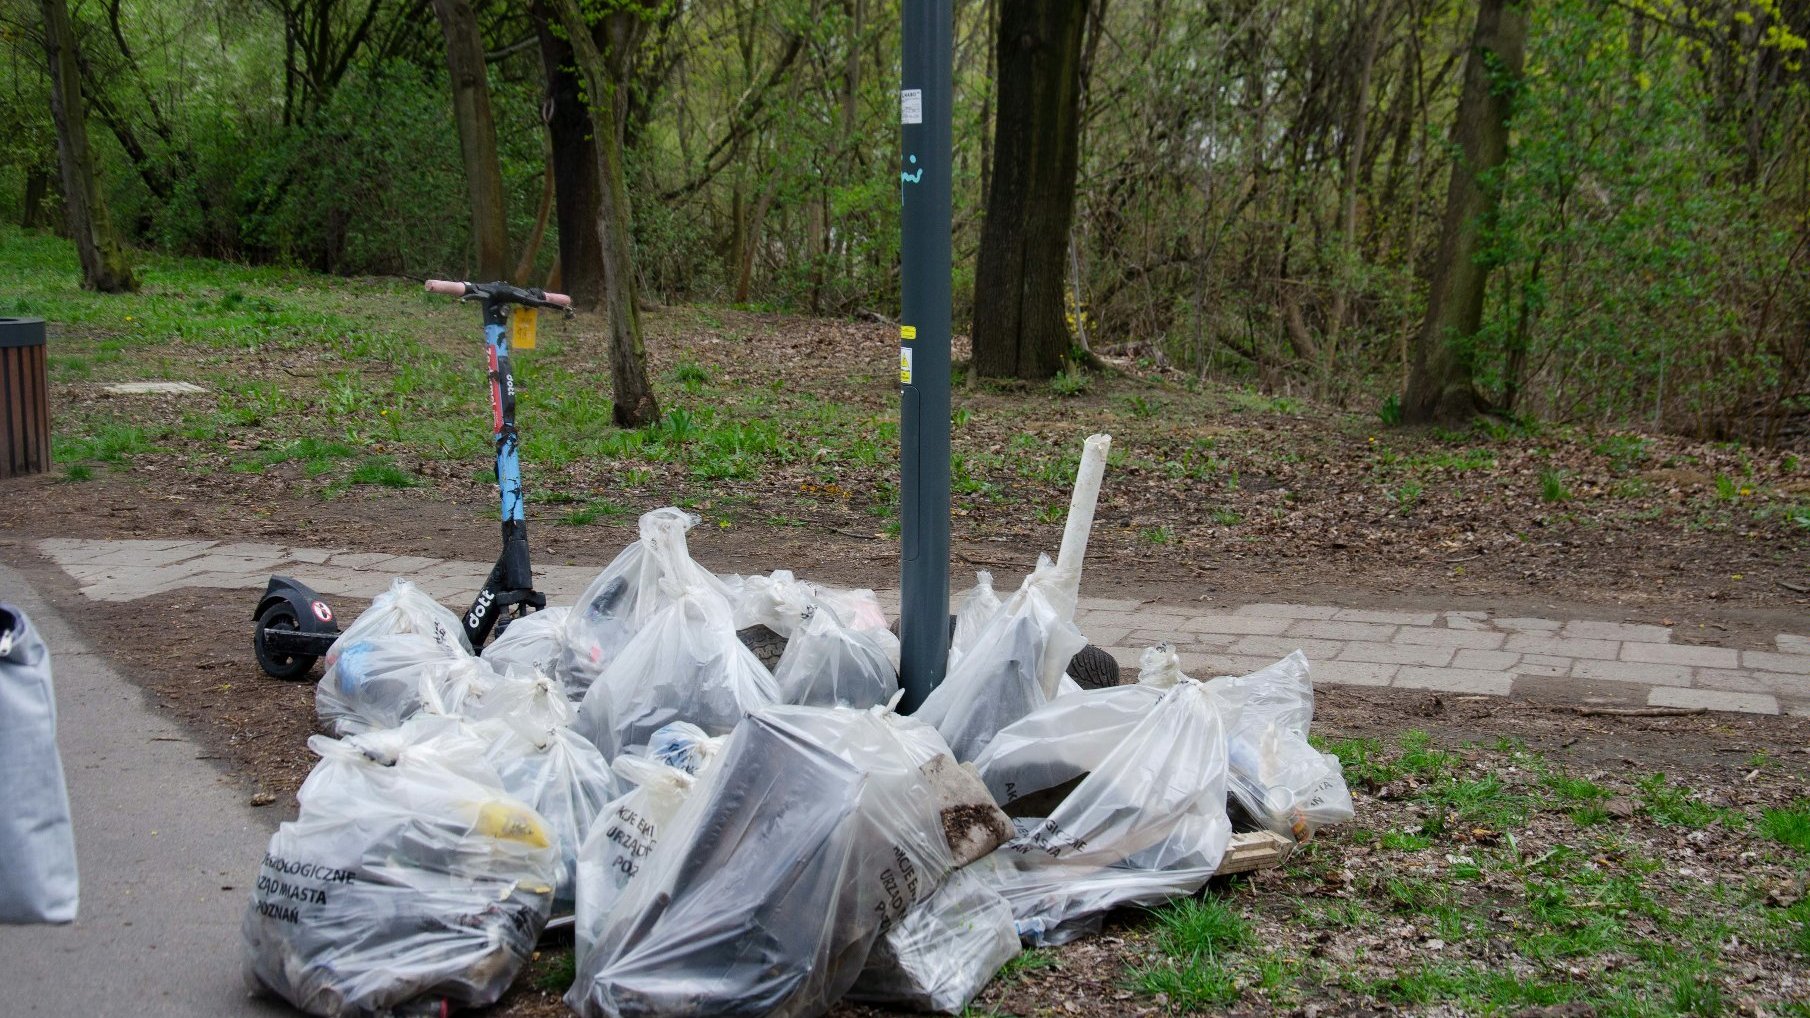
[29,536,1810,718]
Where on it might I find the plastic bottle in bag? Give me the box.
[315,633,474,736]
[1206,651,1354,841]
[242,716,558,1017]
[477,716,620,908]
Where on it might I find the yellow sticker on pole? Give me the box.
[511,307,538,350]
[899,347,914,385]
[900,325,917,340]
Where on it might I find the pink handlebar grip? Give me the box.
[542,291,572,308]
[424,279,466,296]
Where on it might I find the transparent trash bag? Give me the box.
[849,868,1020,1015]
[771,603,901,708]
[315,633,476,736]
[559,509,733,697]
[571,754,702,961]
[971,644,1186,811]
[735,570,890,638]
[567,705,975,1018]
[1206,651,1353,841]
[914,556,1087,762]
[477,717,620,909]
[242,717,558,1017]
[979,679,1233,946]
[326,578,471,664]
[480,606,571,686]
[461,669,575,729]
[645,720,726,776]
[949,571,1002,667]
[572,585,779,760]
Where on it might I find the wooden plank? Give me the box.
[1215,830,1295,875]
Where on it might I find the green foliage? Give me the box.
[1049,366,1090,397]
[1540,469,1571,502]
[1758,803,1810,854]
[348,457,415,488]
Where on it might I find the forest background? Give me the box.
[2,0,1807,443]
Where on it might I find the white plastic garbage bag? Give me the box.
[461,669,575,729]
[972,644,1184,811]
[571,754,702,960]
[849,868,1020,1015]
[242,717,558,1017]
[735,570,890,638]
[771,603,900,708]
[567,705,1003,1018]
[315,633,484,736]
[477,716,619,908]
[1207,651,1354,841]
[0,604,78,925]
[979,679,1233,946]
[949,571,1001,666]
[572,584,779,760]
[480,606,571,686]
[559,509,733,696]
[326,578,471,663]
[645,720,726,776]
[913,555,1087,762]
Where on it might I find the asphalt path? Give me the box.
[0,555,291,1017]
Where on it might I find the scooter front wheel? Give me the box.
[254,602,318,680]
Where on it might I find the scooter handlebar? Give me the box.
[424,279,570,308]
[542,291,572,308]
[424,279,467,296]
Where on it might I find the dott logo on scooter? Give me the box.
[466,589,494,629]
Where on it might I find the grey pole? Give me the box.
[897,0,953,713]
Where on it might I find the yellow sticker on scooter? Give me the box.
[511,307,538,350]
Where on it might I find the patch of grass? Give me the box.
[347,456,416,488]
[1388,478,1424,515]
[1638,774,1736,830]
[1380,829,1433,852]
[55,421,157,464]
[1049,365,1089,397]
[1397,729,1459,779]
[996,949,1058,981]
[1209,507,1241,526]
[1545,774,1608,803]
[60,463,93,482]
[1149,896,1253,961]
[1122,394,1164,419]
[1139,525,1174,545]
[1540,468,1571,502]
[1377,393,1402,426]
[1594,433,1651,472]
[1319,736,1396,788]
[530,947,576,992]
[1758,802,1810,853]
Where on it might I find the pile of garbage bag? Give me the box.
[242,717,558,1016]
[244,436,1356,1017]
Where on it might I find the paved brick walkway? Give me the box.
[31,537,1810,717]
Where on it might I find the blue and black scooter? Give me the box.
[251,279,571,679]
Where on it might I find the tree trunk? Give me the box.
[433,0,511,281]
[21,168,54,230]
[1401,0,1526,424]
[537,11,605,309]
[548,0,660,428]
[971,0,1090,380]
[41,0,135,293]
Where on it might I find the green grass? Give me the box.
[1758,802,1810,853]
[347,457,416,488]
[1380,829,1433,852]
[996,949,1058,981]
[1540,468,1572,502]
[1638,774,1738,830]
[1049,365,1089,396]
[530,946,576,992]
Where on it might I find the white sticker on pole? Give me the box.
[899,346,914,385]
[900,89,923,125]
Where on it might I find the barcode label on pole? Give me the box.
[900,89,923,124]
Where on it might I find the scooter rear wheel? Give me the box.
[255,602,318,680]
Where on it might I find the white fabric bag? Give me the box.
[0,604,78,924]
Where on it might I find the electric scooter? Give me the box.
[251,280,571,679]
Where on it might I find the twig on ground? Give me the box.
[1573,706,1707,718]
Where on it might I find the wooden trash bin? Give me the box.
[0,317,50,478]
